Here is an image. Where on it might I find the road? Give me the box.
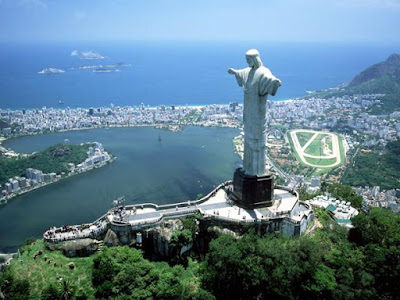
[265,149,291,181]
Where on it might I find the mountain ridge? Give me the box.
[348,53,400,90]
[311,53,400,113]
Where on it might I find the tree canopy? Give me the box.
[0,143,91,185]
[201,207,400,300]
[341,140,400,190]
[92,246,213,300]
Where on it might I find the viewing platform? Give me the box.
[44,181,314,244]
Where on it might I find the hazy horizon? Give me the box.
[1,41,398,110]
[1,0,400,43]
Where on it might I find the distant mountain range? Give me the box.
[314,53,400,113]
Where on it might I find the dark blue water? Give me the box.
[1,41,398,109]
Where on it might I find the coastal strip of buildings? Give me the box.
[1,94,399,145]
[0,142,113,205]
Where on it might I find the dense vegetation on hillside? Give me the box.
[202,208,400,300]
[0,240,212,300]
[92,247,212,299]
[348,75,400,114]
[341,140,400,190]
[0,143,91,185]
[1,206,400,299]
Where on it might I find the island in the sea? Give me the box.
[37,68,65,75]
[93,68,121,73]
[77,63,131,70]
[0,142,115,205]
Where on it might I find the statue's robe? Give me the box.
[234,66,280,176]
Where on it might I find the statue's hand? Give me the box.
[228,68,236,75]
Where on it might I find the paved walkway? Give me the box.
[120,188,298,227]
[44,185,307,243]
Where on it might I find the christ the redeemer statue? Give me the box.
[228,49,281,176]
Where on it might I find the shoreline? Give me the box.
[0,99,296,111]
[1,123,241,148]
[0,146,117,207]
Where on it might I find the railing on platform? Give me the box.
[43,182,298,244]
[44,181,231,243]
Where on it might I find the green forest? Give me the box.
[0,143,91,185]
[1,207,400,300]
[341,140,400,190]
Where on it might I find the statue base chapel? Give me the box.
[232,168,274,208]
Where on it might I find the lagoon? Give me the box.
[0,126,240,252]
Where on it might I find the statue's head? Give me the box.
[245,49,263,69]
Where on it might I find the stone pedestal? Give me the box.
[232,168,274,208]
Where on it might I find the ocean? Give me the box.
[0,41,399,109]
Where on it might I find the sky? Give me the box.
[0,0,400,43]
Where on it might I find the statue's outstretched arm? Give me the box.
[228,68,246,87]
[271,79,282,96]
[228,68,237,74]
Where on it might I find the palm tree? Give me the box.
[60,279,74,300]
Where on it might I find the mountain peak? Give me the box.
[386,53,400,64]
[348,53,400,87]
